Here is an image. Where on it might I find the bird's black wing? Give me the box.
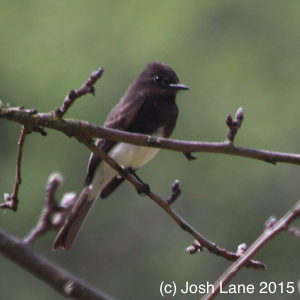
[84,91,146,187]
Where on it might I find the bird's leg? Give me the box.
[128,168,150,196]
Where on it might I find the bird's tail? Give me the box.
[53,186,96,250]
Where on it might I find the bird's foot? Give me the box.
[137,183,150,196]
[128,168,150,196]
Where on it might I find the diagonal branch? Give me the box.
[201,199,300,300]
[84,141,266,270]
[0,228,116,300]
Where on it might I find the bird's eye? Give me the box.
[154,75,162,83]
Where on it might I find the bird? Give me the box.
[53,61,189,250]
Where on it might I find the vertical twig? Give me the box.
[1,126,27,211]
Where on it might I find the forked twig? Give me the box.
[23,173,76,244]
[55,67,104,117]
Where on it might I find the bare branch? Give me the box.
[84,140,265,269]
[55,67,104,117]
[23,173,76,244]
[0,102,293,268]
[0,126,28,211]
[201,199,300,300]
[1,68,296,298]
[0,228,115,300]
[0,72,295,271]
[1,106,300,166]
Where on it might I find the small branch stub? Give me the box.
[0,193,17,211]
[167,180,181,204]
[186,240,203,254]
[288,226,300,237]
[226,107,244,143]
[184,152,197,162]
[64,281,76,296]
[33,125,47,136]
[236,243,247,256]
[265,215,277,228]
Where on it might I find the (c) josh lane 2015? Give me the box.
[180,281,255,294]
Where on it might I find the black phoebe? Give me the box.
[53,61,189,250]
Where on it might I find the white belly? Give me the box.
[88,141,160,200]
[110,142,160,169]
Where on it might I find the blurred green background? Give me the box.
[1,1,300,299]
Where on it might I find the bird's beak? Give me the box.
[169,83,189,90]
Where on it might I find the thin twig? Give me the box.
[0,126,27,211]
[201,199,300,300]
[13,126,26,199]
[55,67,104,117]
